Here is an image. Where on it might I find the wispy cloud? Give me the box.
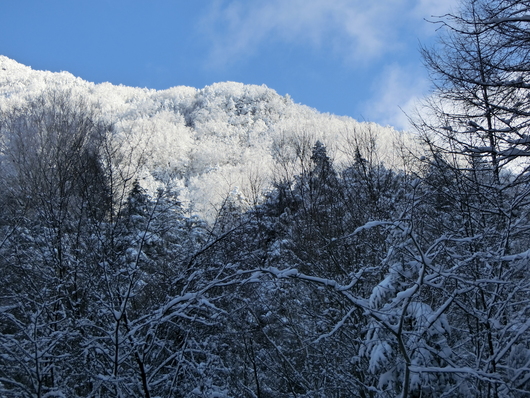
[412,0,459,20]
[410,0,460,35]
[362,63,430,131]
[199,0,456,67]
[198,0,458,130]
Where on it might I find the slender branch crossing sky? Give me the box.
[0,0,457,130]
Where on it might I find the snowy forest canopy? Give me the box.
[0,54,405,223]
[2,0,530,397]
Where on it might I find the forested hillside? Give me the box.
[2,0,530,396]
[0,55,404,221]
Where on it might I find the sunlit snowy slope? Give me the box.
[0,55,405,219]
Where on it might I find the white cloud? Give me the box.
[198,0,458,131]
[412,0,459,19]
[410,0,460,36]
[361,63,430,131]
[200,0,456,66]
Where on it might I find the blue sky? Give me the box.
[0,0,457,130]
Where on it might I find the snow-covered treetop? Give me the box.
[0,56,407,221]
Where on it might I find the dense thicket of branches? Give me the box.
[2,1,530,397]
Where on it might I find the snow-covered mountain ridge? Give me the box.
[0,55,404,219]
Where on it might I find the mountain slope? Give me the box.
[0,55,406,220]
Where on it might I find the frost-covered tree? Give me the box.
[418,0,530,180]
[0,87,243,397]
[0,90,112,397]
[405,0,530,395]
